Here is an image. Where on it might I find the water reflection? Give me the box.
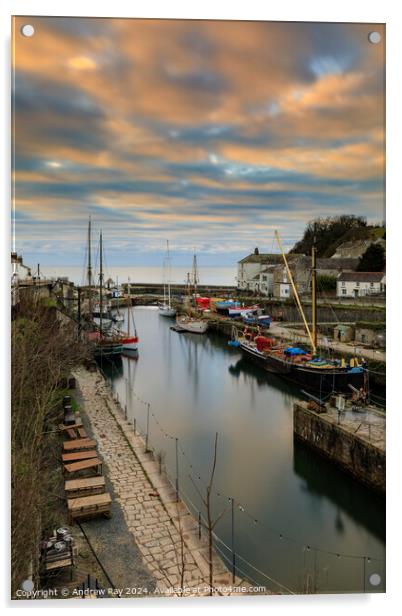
[104,307,385,593]
[293,440,385,542]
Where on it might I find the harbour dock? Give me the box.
[293,399,385,493]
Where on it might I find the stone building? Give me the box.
[238,249,358,298]
[237,250,286,294]
[271,256,358,298]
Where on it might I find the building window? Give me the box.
[356,282,360,286]
[370,282,374,287]
[342,289,347,295]
[342,281,345,286]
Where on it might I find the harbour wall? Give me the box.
[293,403,385,494]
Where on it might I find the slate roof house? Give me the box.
[336,272,386,298]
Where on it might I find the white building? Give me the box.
[336,272,386,298]
[11,252,32,281]
[237,251,290,296]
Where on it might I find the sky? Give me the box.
[12,17,385,269]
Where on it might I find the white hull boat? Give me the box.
[176,315,208,334]
[159,241,176,318]
[113,313,125,323]
[159,304,177,318]
[93,316,112,330]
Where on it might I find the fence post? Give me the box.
[145,403,150,452]
[133,417,136,435]
[198,511,202,540]
[231,497,236,584]
[175,437,179,502]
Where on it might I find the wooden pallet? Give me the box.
[65,476,106,499]
[62,450,98,463]
[77,427,88,438]
[59,420,83,431]
[67,493,112,523]
[63,438,97,452]
[44,557,74,572]
[66,428,78,439]
[64,457,102,476]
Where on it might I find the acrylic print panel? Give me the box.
[11,16,385,599]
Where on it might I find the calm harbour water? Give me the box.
[99,307,385,594]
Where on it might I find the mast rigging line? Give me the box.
[274,230,316,353]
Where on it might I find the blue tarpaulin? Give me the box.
[284,347,307,355]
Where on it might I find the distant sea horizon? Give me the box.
[40,265,237,287]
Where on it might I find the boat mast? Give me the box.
[192,252,199,299]
[127,278,131,336]
[99,231,103,335]
[167,241,172,308]
[87,216,93,314]
[274,230,316,353]
[162,253,166,306]
[311,235,318,352]
[116,274,120,314]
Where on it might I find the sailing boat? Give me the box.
[112,275,125,323]
[93,231,123,357]
[87,220,112,330]
[176,252,208,334]
[239,231,365,395]
[159,241,176,317]
[119,279,139,352]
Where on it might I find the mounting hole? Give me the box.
[368,31,381,44]
[21,24,35,37]
[21,579,34,592]
[369,573,381,586]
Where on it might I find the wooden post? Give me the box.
[133,417,136,435]
[198,511,202,540]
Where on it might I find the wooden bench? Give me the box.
[67,493,112,523]
[62,450,98,463]
[65,476,106,500]
[78,427,87,438]
[64,457,102,476]
[66,428,78,439]
[63,438,97,452]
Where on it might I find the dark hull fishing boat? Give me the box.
[238,230,366,396]
[239,339,364,395]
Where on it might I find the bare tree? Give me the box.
[190,432,229,596]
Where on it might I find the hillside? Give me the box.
[324,226,385,258]
[290,216,385,258]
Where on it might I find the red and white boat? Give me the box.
[228,304,259,318]
[118,285,139,352]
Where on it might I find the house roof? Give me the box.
[337,271,385,282]
[238,253,288,264]
[316,257,358,270]
[239,253,358,270]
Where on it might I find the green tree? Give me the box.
[357,244,385,272]
[291,215,367,257]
